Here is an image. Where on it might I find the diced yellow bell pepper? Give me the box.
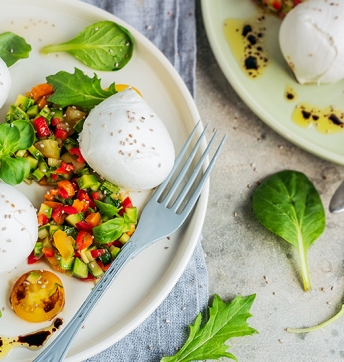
[53,229,75,260]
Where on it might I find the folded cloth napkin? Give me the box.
[79,0,209,361]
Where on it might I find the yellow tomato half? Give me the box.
[10,270,65,323]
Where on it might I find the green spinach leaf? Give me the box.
[46,68,117,111]
[41,21,134,71]
[0,121,35,185]
[161,294,257,362]
[252,170,325,291]
[0,32,32,67]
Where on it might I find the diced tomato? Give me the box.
[69,147,85,163]
[63,205,78,215]
[27,250,42,264]
[57,180,75,197]
[55,128,68,141]
[76,231,93,250]
[51,205,67,225]
[37,213,49,226]
[106,239,123,248]
[97,260,110,272]
[33,117,51,137]
[90,249,106,259]
[272,1,282,10]
[55,162,75,175]
[91,191,103,201]
[51,118,61,127]
[75,220,94,232]
[51,174,58,181]
[77,190,96,209]
[42,247,55,258]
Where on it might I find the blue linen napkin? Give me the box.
[79,0,209,361]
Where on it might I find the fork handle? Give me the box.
[33,240,138,362]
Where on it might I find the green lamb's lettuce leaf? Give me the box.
[41,20,134,71]
[0,32,32,67]
[161,294,257,362]
[0,121,35,185]
[46,68,117,111]
[252,170,325,291]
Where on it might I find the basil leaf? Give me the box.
[161,294,257,362]
[95,200,121,218]
[47,68,117,110]
[11,121,35,151]
[0,156,31,185]
[252,170,325,291]
[93,218,126,244]
[41,21,134,71]
[0,32,32,67]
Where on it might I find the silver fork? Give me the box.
[33,121,226,362]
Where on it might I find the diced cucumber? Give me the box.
[27,105,40,118]
[38,203,52,218]
[125,207,138,223]
[77,174,100,190]
[27,155,39,171]
[73,118,85,133]
[34,241,43,257]
[65,213,84,228]
[31,167,45,181]
[14,94,35,111]
[58,255,75,271]
[99,249,112,265]
[50,224,63,237]
[84,246,97,262]
[47,157,62,168]
[26,271,42,284]
[80,248,90,264]
[51,108,63,121]
[64,137,79,151]
[100,180,120,196]
[15,149,27,157]
[109,246,121,259]
[119,233,130,244]
[38,223,50,239]
[38,105,53,123]
[72,258,88,279]
[88,261,104,278]
[63,225,78,238]
[6,105,29,122]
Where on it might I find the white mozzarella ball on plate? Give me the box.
[79,87,175,191]
[0,57,11,108]
[0,182,38,274]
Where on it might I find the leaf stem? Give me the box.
[287,305,344,333]
[297,232,312,291]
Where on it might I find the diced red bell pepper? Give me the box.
[106,239,123,248]
[76,231,93,250]
[79,272,96,281]
[63,205,78,215]
[76,220,94,232]
[51,118,61,127]
[42,247,55,258]
[55,161,74,175]
[77,189,96,209]
[51,174,58,180]
[272,1,282,10]
[55,128,68,141]
[58,187,69,199]
[119,197,133,216]
[69,147,85,163]
[52,205,67,225]
[90,249,106,259]
[97,260,111,272]
[27,250,42,264]
[37,213,49,226]
[91,191,103,201]
[33,116,51,137]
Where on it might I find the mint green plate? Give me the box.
[201,0,344,165]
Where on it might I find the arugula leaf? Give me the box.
[41,21,134,71]
[0,32,32,67]
[93,217,126,244]
[46,68,117,111]
[0,121,35,185]
[252,170,325,291]
[161,294,257,362]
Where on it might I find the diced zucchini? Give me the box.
[34,241,43,257]
[38,105,53,123]
[6,104,29,122]
[88,261,104,278]
[100,180,120,196]
[72,258,88,279]
[51,108,63,121]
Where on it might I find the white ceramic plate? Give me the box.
[202,0,344,165]
[0,1,207,360]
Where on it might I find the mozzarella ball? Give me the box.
[0,182,38,274]
[279,0,344,84]
[0,58,11,108]
[79,87,175,191]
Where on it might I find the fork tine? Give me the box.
[162,124,209,205]
[178,134,227,218]
[153,120,203,200]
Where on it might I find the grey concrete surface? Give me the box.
[195,2,344,362]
